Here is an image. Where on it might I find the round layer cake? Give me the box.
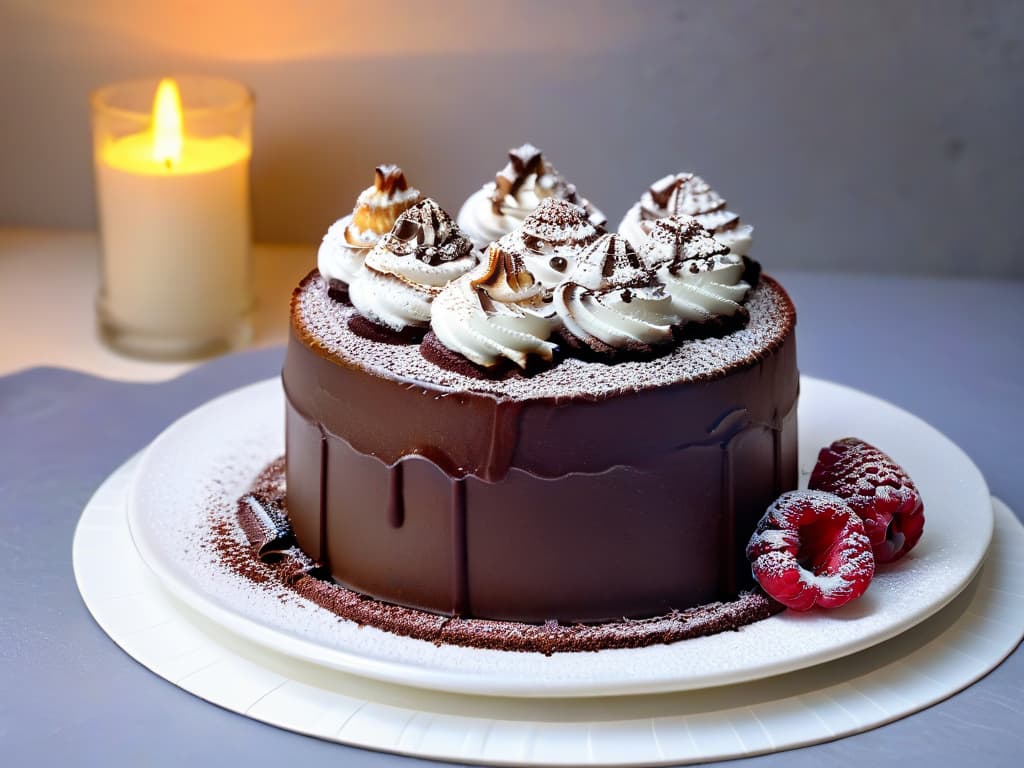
[283,268,798,624]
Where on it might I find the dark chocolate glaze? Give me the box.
[283,275,799,623]
[387,463,405,528]
[228,459,786,655]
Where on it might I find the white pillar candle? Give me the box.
[93,77,252,358]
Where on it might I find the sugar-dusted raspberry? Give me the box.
[809,437,925,563]
[746,490,875,611]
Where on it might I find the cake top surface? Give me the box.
[293,271,795,402]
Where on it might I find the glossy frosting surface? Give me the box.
[282,272,799,622]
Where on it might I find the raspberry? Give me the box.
[809,438,925,563]
[746,490,875,611]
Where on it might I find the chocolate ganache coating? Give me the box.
[283,267,798,624]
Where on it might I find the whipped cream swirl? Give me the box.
[318,165,421,288]
[348,198,477,332]
[639,216,751,323]
[618,172,753,256]
[504,197,603,288]
[554,234,678,355]
[431,241,558,369]
[456,143,605,251]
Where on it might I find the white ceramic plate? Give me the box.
[127,376,992,698]
[78,458,1024,765]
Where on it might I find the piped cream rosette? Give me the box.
[347,198,477,332]
[510,197,602,288]
[553,233,679,357]
[318,165,421,289]
[639,216,751,324]
[457,143,605,251]
[430,240,558,370]
[619,172,753,257]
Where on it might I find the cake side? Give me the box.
[287,269,797,480]
[224,457,786,655]
[282,272,798,623]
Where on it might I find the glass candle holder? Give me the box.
[91,75,253,360]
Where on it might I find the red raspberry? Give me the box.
[746,490,875,611]
[809,438,925,563]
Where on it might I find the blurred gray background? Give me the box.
[1,0,1022,277]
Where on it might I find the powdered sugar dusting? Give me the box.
[747,489,876,611]
[809,437,926,563]
[295,272,794,401]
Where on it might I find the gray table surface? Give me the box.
[2,271,1022,767]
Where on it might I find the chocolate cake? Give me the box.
[281,182,798,628]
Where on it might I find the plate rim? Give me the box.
[77,458,1024,765]
[126,375,993,698]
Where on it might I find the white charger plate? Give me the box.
[75,459,1024,766]
[127,376,992,698]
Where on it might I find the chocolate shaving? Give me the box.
[241,496,294,559]
[377,198,473,266]
[493,143,544,210]
[471,243,535,294]
[670,175,728,217]
[374,164,408,194]
[648,173,692,209]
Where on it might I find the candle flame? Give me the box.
[151,78,184,167]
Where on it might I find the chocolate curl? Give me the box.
[384,198,471,266]
[649,173,692,210]
[490,143,545,214]
[573,234,655,292]
[471,243,536,296]
[374,164,408,194]
[669,175,728,217]
[239,495,294,560]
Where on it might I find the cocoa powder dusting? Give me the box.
[208,459,784,655]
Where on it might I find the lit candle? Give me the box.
[92,76,253,358]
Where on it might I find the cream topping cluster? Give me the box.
[430,197,606,368]
[318,165,422,287]
[347,199,477,332]
[323,176,756,371]
[456,144,606,251]
[618,172,753,257]
[437,200,752,369]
